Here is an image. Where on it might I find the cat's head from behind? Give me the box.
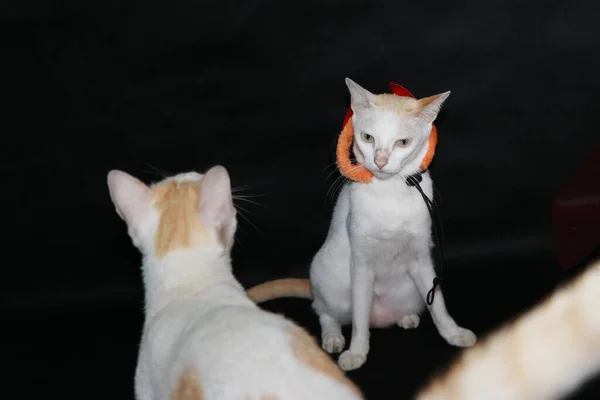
[106,165,237,260]
[345,78,450,179]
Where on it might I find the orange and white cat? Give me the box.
[416,258,600,400]
[107,166,363,400]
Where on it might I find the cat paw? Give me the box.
[322,332,345,354]
[398,314,420,329]
[338,350,366,371]
[447,328,477,347]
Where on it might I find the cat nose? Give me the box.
[375,158,388,170]
[374,149,390,170]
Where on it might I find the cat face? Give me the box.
[345,78,450,179]
[106,166,237,259]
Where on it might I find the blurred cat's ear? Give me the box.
[198,165,236,246]
[345,78,376,115]
[414,91,451,125]
[107,170,151,238]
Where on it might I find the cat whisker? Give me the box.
[232,193,269,199]
[234,217,248,235]
[141,163,172,179]
[233,234,245,250]
[323,167,342,185]
[344,164,365,178]
[326,164,364,204]
[333,178,349,202]
[326,173,347,204]
[235,206,263,236]
[232,196,269,210]
[231,186,272,204]
[334,164,365,195]
[140,169,163,178]
[234,203,256,217]
[322,157,360,185]
[321,161,339,173]
[432,184,443,205]
[231,185,252,193]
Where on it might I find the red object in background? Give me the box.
[552,145,600,269]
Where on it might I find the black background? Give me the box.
[4,0,600,398]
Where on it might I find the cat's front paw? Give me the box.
[447,327,477,347]
[338,350,366,371]
[322,332,345,354]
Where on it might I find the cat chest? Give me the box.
[350,194,430,236]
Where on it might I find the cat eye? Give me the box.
[361,133,374,143]
[395,138,412,147]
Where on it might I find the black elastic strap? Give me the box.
[406,172,445,306]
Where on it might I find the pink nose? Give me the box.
[375,158,388,170]
[374,149,390,170]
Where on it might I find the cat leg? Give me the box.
[398,314,420,329]
[319,314,346,354]
[338,256,374,371]
[311,281,348,354]
[409,257,477,347]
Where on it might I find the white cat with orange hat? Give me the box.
[247,78,477,372]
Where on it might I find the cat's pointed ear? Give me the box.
[345,78,376,114]
[199,165,236,245]
[107,170,151,233]
[414,91,451,125]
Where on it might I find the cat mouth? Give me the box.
[370,168,396,180]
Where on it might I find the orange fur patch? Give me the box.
[152,180,213,258]
[288,325,363,397]
[172,368,204,400]
[373,93,419,115]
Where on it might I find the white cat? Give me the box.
[247,78,476,372]
[107,166,363,400]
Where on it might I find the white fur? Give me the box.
[309,79,476,371]
[107,167,362,400]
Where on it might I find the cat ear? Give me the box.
[345,77,376,114]
[414,91,451,125]
[199,165,236,243]
[107,170,151,232]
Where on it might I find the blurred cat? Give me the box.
[416,258,600,400]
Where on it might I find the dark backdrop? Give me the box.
[4,0,600,398]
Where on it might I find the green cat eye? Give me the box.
[395,138,412,147]
[361,133,374,143]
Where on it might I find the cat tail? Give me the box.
[246,278,312,303]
